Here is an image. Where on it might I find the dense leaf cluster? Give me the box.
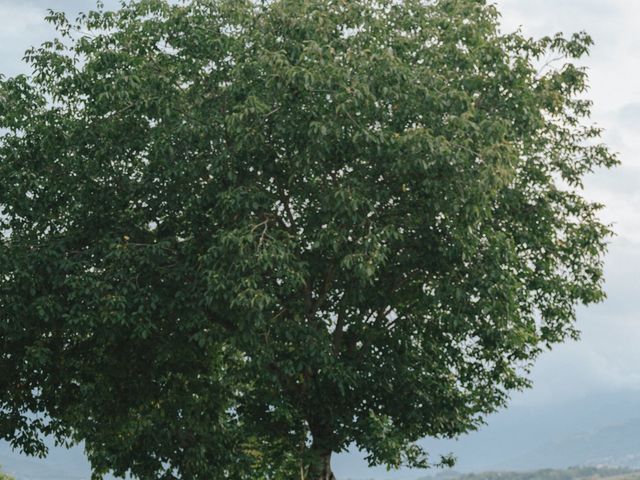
[0,0,616,478]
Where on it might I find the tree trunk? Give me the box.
[307,419,336,480]
[308,448,336,480]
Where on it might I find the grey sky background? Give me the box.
[0,0,639,461]
[496,0,640,406]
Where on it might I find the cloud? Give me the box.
[496,0,619,36]
[0,0,125,76]
[0,2,52,76]
[617,103,640,128]
[0,3,44,37]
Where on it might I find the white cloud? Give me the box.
[0,1,122,76]
[0,3,44,37]
[0,2,54,76]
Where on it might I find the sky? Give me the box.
[1,0,639,477]
[492,0,640,406]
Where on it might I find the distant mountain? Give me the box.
[426,466,640,480]
[506,418,640,471]
[418,391,640,473]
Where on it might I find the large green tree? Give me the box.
[0,0,616,479]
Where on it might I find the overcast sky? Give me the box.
[494,0,640,406]
[0,0,638,429]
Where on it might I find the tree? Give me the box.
[0,0,617,479]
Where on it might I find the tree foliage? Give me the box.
[0,0,616,479]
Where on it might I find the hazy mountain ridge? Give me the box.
[502,418,640,471]
[408,392,640,474]
[425,466,640,480]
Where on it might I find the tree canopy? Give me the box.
[0,0,616,479]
